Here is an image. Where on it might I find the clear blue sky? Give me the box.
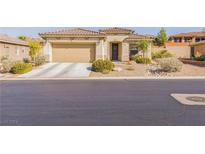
[0,27,204,38]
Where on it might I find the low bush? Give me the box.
[92,59,114,72]
[34,55,46,66]
[10,63,32,74]
[152,50,173,59]
[194,55,205,61]
[157,57,183,72]
[0,56,14,73]
[132,55,151,64]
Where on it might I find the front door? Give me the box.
[112,43,118,61]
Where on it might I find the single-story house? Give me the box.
[0,34,30,61]
[191,41,205,56]
[39,27,153,63]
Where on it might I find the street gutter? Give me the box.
[1,76,205,80]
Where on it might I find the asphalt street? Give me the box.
[0,79,205,126]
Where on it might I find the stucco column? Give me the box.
[95,41,102,60]
[101,39,105,60]
[181,37,185,43]
[95,39,106,60]
[43,41,52,62]
[192,37,196,43]
[121,42,129,61]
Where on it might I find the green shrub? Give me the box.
[10,63,32,74]
[152,50,173,59]
[157,57,183,72]
[0,56,14,73]
[194,55,205,61]
[132,55,151,64]
[92,59,114,72]
[35,55,46,66]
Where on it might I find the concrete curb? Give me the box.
[1,76,205,80]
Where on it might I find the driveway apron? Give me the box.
[19,63,92,78]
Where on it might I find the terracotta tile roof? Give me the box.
[125,34,154,41]
[170,32,205,38]
[39,28,105,37]
[99,27,134,34]
[0,34,28,46]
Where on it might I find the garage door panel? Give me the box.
[52,44,95,63]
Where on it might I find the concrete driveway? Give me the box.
[19,63,92,78]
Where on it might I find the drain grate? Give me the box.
[186,96,205,103]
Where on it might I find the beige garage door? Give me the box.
[52,44,95,63]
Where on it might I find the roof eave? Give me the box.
[39,34,106,38]
[0,40,29,46]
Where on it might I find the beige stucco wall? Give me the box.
[194,44,205,56]
[153,45,191,58]
[121,42,130,61]
[0,42,30,61]
[95,39,105,60]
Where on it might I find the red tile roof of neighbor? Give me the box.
[0,34,28,46]
[170,32,205,37]
[99,27,134,34]
[39,28,105,37]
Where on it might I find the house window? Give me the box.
[129,44,139,59]
[174,38,182,42]
[196,37,205,42]
[184,37,192,42]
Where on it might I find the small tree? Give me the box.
[29,40,41,61]
[154,28,168,46]
[18,36,27,41]
[138,40,149,58]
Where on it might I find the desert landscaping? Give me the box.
[90,61,205,77]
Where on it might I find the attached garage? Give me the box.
[52,43,96,63]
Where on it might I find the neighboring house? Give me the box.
[0,34,30,61]
[153,32,205,59]
[169,32,205,43]
[39,28,153,63]
[191,41,205,57]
